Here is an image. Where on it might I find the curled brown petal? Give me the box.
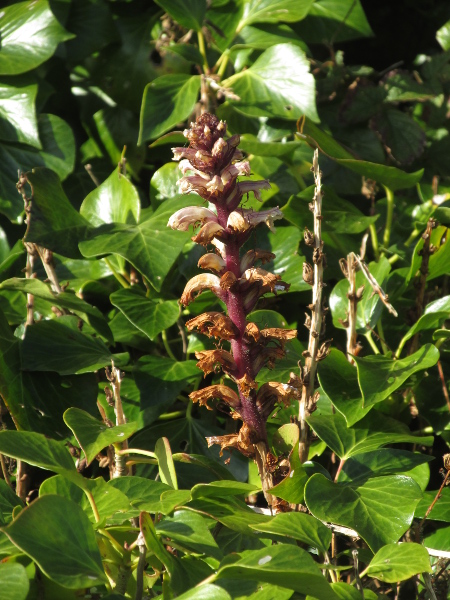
[167,206,217,231]
[190,384,240,410]
[180,274,223,306]
[260,328,297,345]
[194,349,236,377]
[240,249,275,273]
[185,312,239,340]
[220,271,238,291]
[241,267,281,293]
[235,373,258,398]
[256,381,300,416]
[253,347,286,373]
[191,221,225,245]
[207,423,255,458]
[244,322,260,344]
[228,207,283,234]
[198,253,226,274]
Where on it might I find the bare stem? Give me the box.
[134,532,147,600]
[344,253,359,363]
[108,361,129,478]
[299,150,326,463]
[24,243,38,328]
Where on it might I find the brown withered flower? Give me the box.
[168,113,298,479]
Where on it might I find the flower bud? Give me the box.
[180,274,224,306]
[167,206,218,231]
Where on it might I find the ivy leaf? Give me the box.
[318,349,371,427]
[305,474,423,552]
[0,430,75,473]
[155,0,206,31]
[366,543,431,582]
[216,544,340,600]
[110,287,180,341]
[155,437,178,490]
[298,119,423,190]
[222,44,318,122]
[400,296,450,345]
[0,563,29,600]
[139,75,201,142]
[64,408,137,466]
[307,409,433,460]
[235,23,308,52]
[80,167,140,226]
[80,196,201,291]
[437,20,450,51]
[238,0,314,29]
[156,510,222,560]
[0,0,73,75]
[372,109,426,166]
[355,344,440,408]
[1,495,106,588]
[415,487,450,522]
[175,585,231,600]
[0,80,40,147]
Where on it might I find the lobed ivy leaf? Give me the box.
[305,474,423,552]
[155,0,206,32]
[340,449,434,484]
[0,0,73,75]
[366,543,431,582]
[354,343,440,407]
[64,408,137,466]
[238,0,314,29]
[222,44,318,121]
[139,74,201,142]
[1,495,106,589]
[0,80,40,148]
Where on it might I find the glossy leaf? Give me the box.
[366,543,431,582]
[373,108,425,165]
[0,0,73,75]
[355,344,440,407]
[110,287,179,340]
[108,476,171,512]
[238,0,314,28]
[318,349,370,426]
[0,563,29,600]
[0,430,74,473]
[437,20,450,51]
[222,44,318,121]
[80,196,200,291]
[307,409,433,460]
[1,495,106,588]
[305,473,423,551]
[175,584,232,600]
[250,512,331,552]
[80,167,140,226]
[0,80,40,147]
[191,481,259,500]
[155,437,178,489]
[234,23,308,52]
[340,449,433,484]
[216,544,340,599]
[268,425,308,503]
[24,168,90,259]
[298,119,423,190]
[156,510,222,559]
[415,487,450,522]
[400,296,450,344]
[139,74,201,142]
[64,408,137,465]
[0,277,112,341]
[21,315,113,375]
[0,479,24,526]
[155,0,206,31]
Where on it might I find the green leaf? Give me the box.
[191,481,259,500]
[175,584,231,600]
[0,563,29,600]
[340,449,433,484]
[139,75,201,142]
[0,115,75,222]
[24,168,90,258]
[64,408,137,465]
[222,44,318,121]
[307,409,433,460]
[0,480,24,526]
[239,134,299,157]
[298,119,423,191]
[173,453,238,481]
[400,296,450,345]
[355,344,440,407]
[80,196,200,291]
[318,350,370,426]
[108,476,171,512]
[140,511,177,575]
[156,510,222,559]
[110,287,179,341]
[155,0,206,31]
[415,487,450,522]
[40,475,131,523]
[80,168,140,226]
[234,23,308,52]
[409,224,450,283]
[294,0,373,43]
[250,512,331,552]
[216,544,340,599]
[268,425,308,503]
[366,543,431,582]
[373,109,425,166]
[0,80,40,147]
[0,430,74,473]
[305,474,423,552]
[0,277,112,342]
[238,0,314,28]
[21,315,113,375]
[1,495,106,588]
[0,0,73,75]
[437,20,450,51]
[155,437,178,489]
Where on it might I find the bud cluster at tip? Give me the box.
[167,113,299,456]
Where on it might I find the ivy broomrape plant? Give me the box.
[168,112,310,502]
